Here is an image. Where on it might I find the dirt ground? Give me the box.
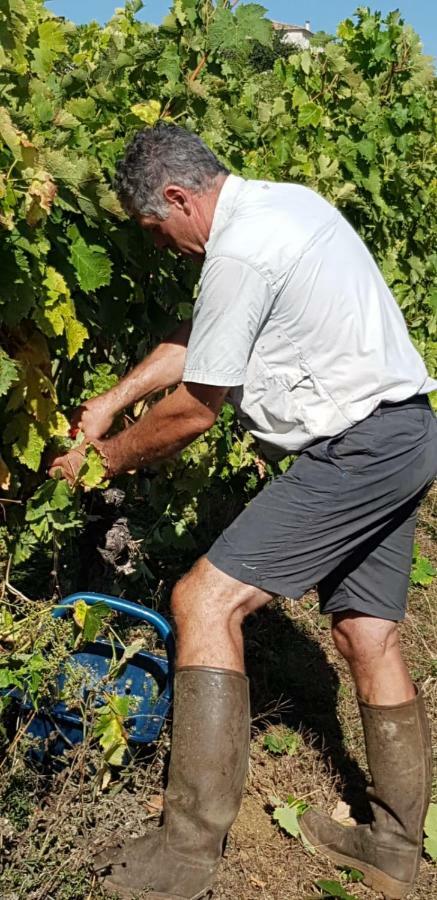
[1,489,436,900]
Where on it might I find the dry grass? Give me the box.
[1,491,436,900]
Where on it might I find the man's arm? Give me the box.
[48,382,227,483]
[74,321,192,442]
[98,383,227,476]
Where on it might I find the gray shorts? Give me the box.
[207,396,437,621]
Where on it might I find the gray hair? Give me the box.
[114,122,230,219]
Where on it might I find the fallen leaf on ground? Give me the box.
[330,800,357,826]
[145,794,164,815]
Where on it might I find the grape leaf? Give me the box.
[298,102,323,128]
[73,599,111,643]
[94,695,130,765]
[424,803,437,860]
[69,234,112,292]
[208,4,271,54]
[410,544,436,586]
[65,97,97,121]
[77,446,108,489]
[316,879,358,899]
[273,804,301,837]
[0,453,11,490]
[64,314,89,359]
[4,412,45,472]
[0,350,19,397]
[131,100,161,124]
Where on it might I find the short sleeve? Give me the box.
[183,256,273,386]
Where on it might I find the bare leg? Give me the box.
[331,610,415,704]
[171,557,273,671]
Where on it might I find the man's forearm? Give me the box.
[101,321,192,415]
[96,382,216,476]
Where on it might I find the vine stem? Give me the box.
[189,0,241,83]
[3,553,33,604]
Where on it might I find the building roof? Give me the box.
[272,21,313,36]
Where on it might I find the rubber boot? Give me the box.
[299,687,432,899]
[94,666,250,899]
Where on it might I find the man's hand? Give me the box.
[70,396,116,443]
[47,444,87,486]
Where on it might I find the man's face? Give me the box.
[135,177,227,260]
[136,184,206,259]
[137,208,198,256]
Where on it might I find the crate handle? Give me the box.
[53,592,175,697]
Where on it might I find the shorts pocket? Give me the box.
[326,420,379,470]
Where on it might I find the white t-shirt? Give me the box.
[183,175,436,457]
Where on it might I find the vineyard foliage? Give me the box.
[0,0,436,582]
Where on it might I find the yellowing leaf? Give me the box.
[72,598,88,630]
[77,445,108,489]
[64,315,88,359]
[0,454,11,490]
[25,170,57,226]
[4,412,45,472]
[48,411,70,437]
[37,267,88,357]
[0,106,34,161]
[131,100,161,125]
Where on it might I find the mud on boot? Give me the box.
[94,667,250,900]
[299,687,432,900]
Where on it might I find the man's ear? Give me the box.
[164,184,191,213]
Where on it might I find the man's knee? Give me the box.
[171,556,269,626]
[331,611,399,664]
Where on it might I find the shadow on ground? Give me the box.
[244,601,371,820]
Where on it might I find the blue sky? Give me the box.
[47,1,436,59]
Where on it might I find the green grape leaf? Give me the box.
[69,233,112,292]
[264,729,300,755]
[424,803,437,860]
[298,102,323,128]
[65,97,97,121]
[0,350,19,397]
[156,44,180,84]
[38,19,68,55]
[273,804,301,837]
[410,544,436,586]
[316,879,359,899]
[208,4,271,54]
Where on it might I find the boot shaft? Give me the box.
[165,667,250,860]
[359,687,432,842]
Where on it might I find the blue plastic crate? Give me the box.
[21,592,175,755]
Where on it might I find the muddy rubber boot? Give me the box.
[94,666,250,899]
[299,687,432,899]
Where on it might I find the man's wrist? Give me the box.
[91,438,118,479]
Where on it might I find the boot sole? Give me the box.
[299,818,412,900]
[101,875,212,899]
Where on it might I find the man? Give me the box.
[50,123,437,900]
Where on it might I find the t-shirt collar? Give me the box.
[205,174,244,255]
